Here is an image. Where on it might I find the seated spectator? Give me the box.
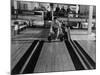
[55,6,60,12]
[66,7,71,14]
[54,5,60,16]
[47,11,52,20]
[60,6,66,17]
[66,7,71,17]
[61,6,66,13]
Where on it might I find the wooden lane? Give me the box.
[11,40,34,56]
[11,40,35,70]
[34,41,75,73]
[11,41,25,57]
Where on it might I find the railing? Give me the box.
[12,20,28,35]
[58,17,96,23]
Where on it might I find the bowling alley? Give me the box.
[11,0,96,74]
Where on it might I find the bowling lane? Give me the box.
[75,40,96,62]
[11,40,34,70]
[34,41,75,73]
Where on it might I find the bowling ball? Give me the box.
[48,35,52,42]
[58,34,64,41]
[48,32,57,42]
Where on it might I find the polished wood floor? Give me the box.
[34,42,75,73]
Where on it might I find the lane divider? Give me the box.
[20,41,40,73]
[65,27,95,70]
[11,40,39,74]
[64,28,85,70]
[69,39,88,69]
[70,40,92,69]
[22,40,44,74]
[74,40,96,69]
[65,40,85,70]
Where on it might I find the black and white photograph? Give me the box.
[11,0,96,75]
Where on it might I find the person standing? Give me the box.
[14,21,19,35]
